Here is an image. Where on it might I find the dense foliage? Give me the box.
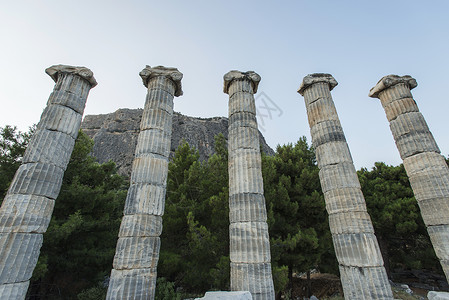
[359,162,442,275]
[0,125,444,299]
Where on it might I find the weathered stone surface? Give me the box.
[0,282,29,299]
[124,183,166,216]
[229,92,258,116]
[319,162,361,193]
[300,73,393,299]
[0,194,54,233]
[46,64,97,88]
[81,109,274,177]
[428,291,449,300]
[369,75,416,99]
[230,263,275,300]
[230,222,271,263]
[328,211,374,235]
[315,141,352,169]
[224,71,260,95]
[107,268,157,300]
[339,266,393,300]
[0,65,95,298]
[370,74,449,281]
[37,105,82,138]
[22,129,75,170]
[118,215,162,237]
[139,65,182,96]
[8,162,64,200]
[195,291,253,300]
[130,154,169,185]
[310,120,346,148]
[333,233,384,267]
[229,149,264,196]
[225,70,274,299]
[108,66,182,299]
[113,236,160,269]
[297,73,338,96]
[324,188,368,214]
[135,129,171,157]
[0,233,43,284]
[229,193,267,223]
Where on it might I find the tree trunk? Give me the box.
[306,270,312,298]
[288,265,293,293]
[378,236,391,278]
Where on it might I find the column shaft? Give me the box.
[298,74,393,300]
[370,75,449,280]
[0,65,96,299]
[224,71,275,300]
[106,66,182,300]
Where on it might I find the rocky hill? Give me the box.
[81,108,275,176]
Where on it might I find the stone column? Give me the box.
[223,70,275,300]
[369,75,449,280]
[298,74,393,299]
[106,66,182,300]
[0,65,96,299]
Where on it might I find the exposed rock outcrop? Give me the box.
[81,108,274,177]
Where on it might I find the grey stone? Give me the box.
[37,104,82,138]
[229,222,271,263]
[124,183,166,216]
[225,70,274,300]
[300,73,393,299]
[22,129,75,170]
[107,66,182,299]
[0,282,29,299]
[0,65,95,299]
[428,291,449,300]
[107,268,157,300]
[112,236,160,269]
[370,75,449,281]
[0,194,54,233]
[195,291,253,300]
[80,109,274,177]
[8,162,64,200]
[0,233,43,284]
[229,193,267,223]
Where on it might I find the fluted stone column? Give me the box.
[369,75,449,281]
[0,65,96,299]
[298,73,393,299]
[106,66,182,300]
[223,70,275,300]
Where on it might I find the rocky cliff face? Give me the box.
[81,108,275,176]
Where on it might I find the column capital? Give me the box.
[139,65,183,96]
[223,70,261,94]
[369,75,417,98]
[297,73,338,96]
[45,64,97,87]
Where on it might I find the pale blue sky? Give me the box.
[1,1,448,169]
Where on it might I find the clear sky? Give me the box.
[1,1,448,169]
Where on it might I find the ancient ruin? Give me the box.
[298,73,393,299]
[106,66,183,299]
[0,65,96,299]
[370,75,449,281]
[224,70,275,300]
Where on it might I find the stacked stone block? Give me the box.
[298,73,393,299]
[0,65,96,299]
[224,70,275,300]
[370,75,449,280]
[106,66,182,299]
